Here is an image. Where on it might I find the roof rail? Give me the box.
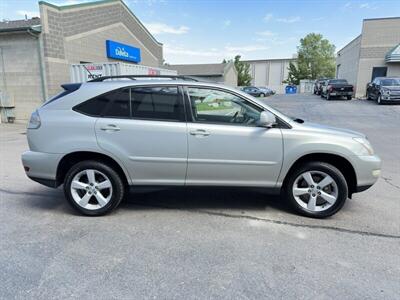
[88,75,199,82]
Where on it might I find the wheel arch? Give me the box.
[56,151,130,187]
[283,153,357,197]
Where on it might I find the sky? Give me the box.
[1,0,400,64]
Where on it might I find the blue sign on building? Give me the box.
[106,40,141,63]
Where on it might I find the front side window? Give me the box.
[131,86,183,121]
[187,87,263,126]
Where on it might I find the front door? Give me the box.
[95,86,188,185]
[184,87,283,187]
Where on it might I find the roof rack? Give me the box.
[88,75,199,82]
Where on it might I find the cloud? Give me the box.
[144,23,189,35]
[276,16,301,23]
[343,2,378,10]
[256,30,275,37]
[359,2,378,9]
[16,10,39,18]
[264,13,273,22]
[164,44,220,57]
[223,20,231,28]
[224,45,269,52]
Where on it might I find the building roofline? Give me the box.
[243,58,296,63]
[363,16,400,21]
[38,0,162,46]
[337,34,362,54]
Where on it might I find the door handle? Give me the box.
[100,124,120,131]
[190,129,210,136]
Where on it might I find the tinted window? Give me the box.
[329,79,348,84]
[103,89,130,118]
[187,87,263,126]
[131,87,183,121]
[74,95,109,116]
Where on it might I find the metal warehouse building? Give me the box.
[165,62,238,87]
[0,0,165,121]
[244,58,296,94]
[336,17,400,98]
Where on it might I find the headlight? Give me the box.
[353,137,374,156]
[28,110,41,129]
[381,89,390,95]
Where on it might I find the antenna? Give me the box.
[82,65,94,80]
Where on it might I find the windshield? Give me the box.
[381,78,400,86]
[329,79,348,84]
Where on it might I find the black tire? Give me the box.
[64,160,125,216]
[283,161,348,218]
[347,95,352,100]
[366,92,371,100]
[260,93,265,97]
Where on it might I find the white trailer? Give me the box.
[70,62,177,83]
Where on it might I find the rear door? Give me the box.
[95,86,188,185]
[184,86,283,187]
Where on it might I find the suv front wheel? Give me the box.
[284,162,348,218]
[64,160,125,216]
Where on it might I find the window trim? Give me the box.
[73,85,186,123]
[129,85,186,123]
[182,85,290,129]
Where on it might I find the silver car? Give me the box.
[21,76,381,218]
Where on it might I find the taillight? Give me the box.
[28,110,41,129]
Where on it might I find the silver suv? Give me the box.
[21,75,381,218]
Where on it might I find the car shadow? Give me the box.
[121,187,288,213]
[20,186,290,215]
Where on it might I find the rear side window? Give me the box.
[131,87,184,121]
[74,95,109,116]
[103,89,130,118]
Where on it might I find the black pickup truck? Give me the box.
[321,79,353,100]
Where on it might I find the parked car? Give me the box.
[22,75,381,218]
[313,78,329,95]
[321,79,353,100]
[366,77,400,105]
[258,87,276,96]
[241,86,267,97]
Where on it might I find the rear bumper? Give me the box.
[21,151,62,188]
[330,91,353,96]
[352,154,381,193]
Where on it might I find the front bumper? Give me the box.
[21,151,63,188]
[381,94,400,101]
[351,154,381,193]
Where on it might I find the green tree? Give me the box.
[233,55,252,86]
[287,33,336,85]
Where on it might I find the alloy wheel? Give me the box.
[70,169,113,210]
[292,170,338,212]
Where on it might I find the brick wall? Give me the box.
[0,33,43,120]
[40,0,163,98]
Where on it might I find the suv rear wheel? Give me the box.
[284,162,348,218]
[64,160,125,216]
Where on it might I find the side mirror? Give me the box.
[258,111,276,128]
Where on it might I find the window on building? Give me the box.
[131,86,183,121]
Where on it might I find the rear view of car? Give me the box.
[321,79,353,100]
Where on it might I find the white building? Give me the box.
[244,58,296,94]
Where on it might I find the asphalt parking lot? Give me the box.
[0,94,399,299]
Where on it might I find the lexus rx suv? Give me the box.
[22,76,381,218]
